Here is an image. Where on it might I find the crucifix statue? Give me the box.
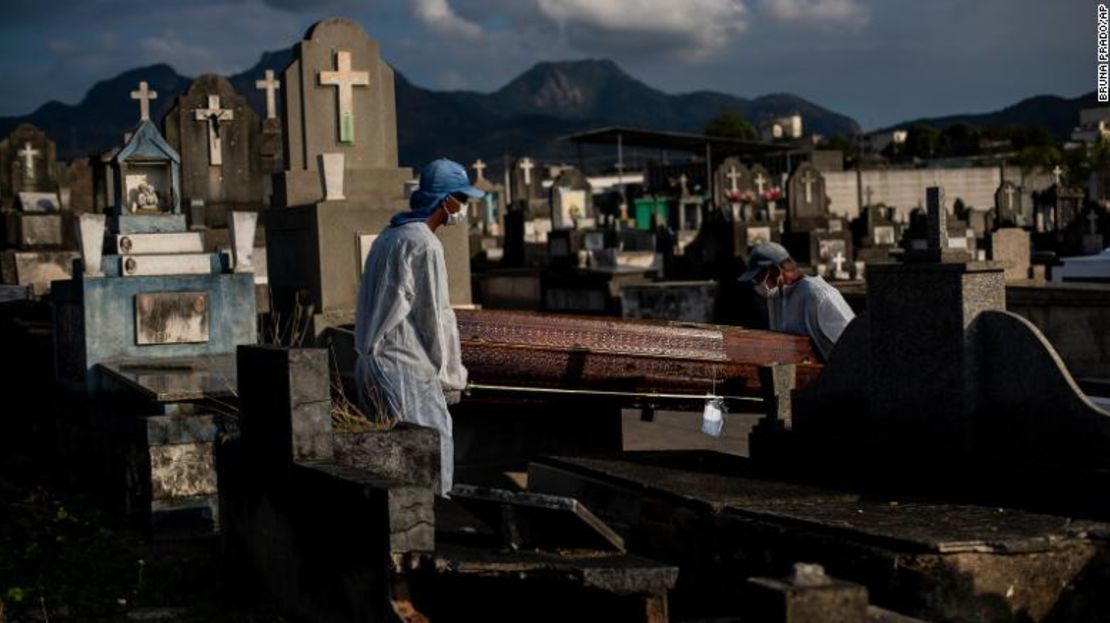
[1052,164,1064,187]
[472,159,487,181]
[130,81,158,122]
[1004,184,1016,211]
[519,158,534,186]
[801,169,816,204]
[193,95,235,167]
[754,172,767,195]
[17,142,40,182]
[255,69,281,120]
[726,166,742,192]
[319,50,370,144]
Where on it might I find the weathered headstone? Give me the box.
[988,227,1032,281]
[265,18,471,332]
[550,166,592,230]
[786,162,829,229]
[0,124,59,210]
[713,157,751,207]
[994,181,1022,227]
[164,75,265,228]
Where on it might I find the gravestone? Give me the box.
[988,228,1032,281]
[266,18,470,332]
[994,181,1022,228]
[471,158,506,237]
[786,162,829,231]
[713,157,751,207]
[255,69,284,178]
[164,74,265,228]
[62,157,95,214]
[0,123,60,210]
[510,156,547,218]
[549,166,592,230]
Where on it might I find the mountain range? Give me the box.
[0,52,1092,169]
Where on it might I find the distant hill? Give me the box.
[1,54,860,167]
[878,91,1100,140]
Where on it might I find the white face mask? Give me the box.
[754,273,782,298]
[445,198,468,226]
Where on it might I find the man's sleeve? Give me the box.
[418,240,468,392]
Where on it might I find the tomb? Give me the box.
[0,124,79,297]
[52,108,256,532]
[781,162,852,267]
[265,18,474,335]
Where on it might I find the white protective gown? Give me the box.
[766,275,856,361]
[354,222,467,495]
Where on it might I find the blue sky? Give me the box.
[0,0,1094,130]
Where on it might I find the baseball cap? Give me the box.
[419,158,484,199]
[738,241,792,282]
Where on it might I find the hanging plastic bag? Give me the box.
[701,396,727,437]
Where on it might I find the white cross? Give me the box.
[319,50,369,144]
[130,81,158,122]
[832,251,847,276]
[17,142,40,180]
[678,174,689,194]
[754,172,767,195]
[726,166,742,192]
[1053,165,1064,186]
[193,95,234,167]
[801,169,816,204]
[519,157,534,186]
[1089,211,1100,235]
[1004,184,1016,210]
[255,69,280,120]
[472,159,487,181]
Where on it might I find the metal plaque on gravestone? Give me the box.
[135,292,210,345]
[163,74,264,228]
[787,162,829,230]
[714,157,751,207]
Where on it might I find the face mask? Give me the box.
[754,274,783,298]
[445,199,468,226]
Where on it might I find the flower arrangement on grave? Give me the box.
[726,189,756,204]
[764,188,783,202]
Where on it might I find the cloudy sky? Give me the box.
[0,0,1093,130]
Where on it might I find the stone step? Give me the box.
[119,253,214,277]
[116,232,204,255]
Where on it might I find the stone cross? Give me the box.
[194,95,235,167]
[754,172,767,195]
[1089,211,1101,235]
[726,166,742,192]
[832,251,847,276]
[1004,184,1016,210]
[17,142,40,180]
[679,174,689,195]
[255,69,280,120]
[926,186,948,252]
[519,157,534,186]
[319,50,370,144]
[1053,165,1064,187]
[130,81,158,122]
[472,159,487,181]
[801,169,816,204]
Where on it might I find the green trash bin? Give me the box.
[634,197,670,230]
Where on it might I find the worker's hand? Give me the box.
[444,389,462,406]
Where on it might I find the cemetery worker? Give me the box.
[739,242,855,361]
[355,158,483,496]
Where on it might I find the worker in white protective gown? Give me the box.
[739,242,855,361]
[355,158,483,496]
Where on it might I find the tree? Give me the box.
[903,124,948,159]
[704,109,758,141]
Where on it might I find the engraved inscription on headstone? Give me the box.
[135,291,210,345]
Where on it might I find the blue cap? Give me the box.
[419,158,484,198]
[738,242,792,282]
[390,158,485,226]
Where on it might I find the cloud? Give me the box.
[534,0,748,60]
[761,0,869,27]
[412,0,483,38]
